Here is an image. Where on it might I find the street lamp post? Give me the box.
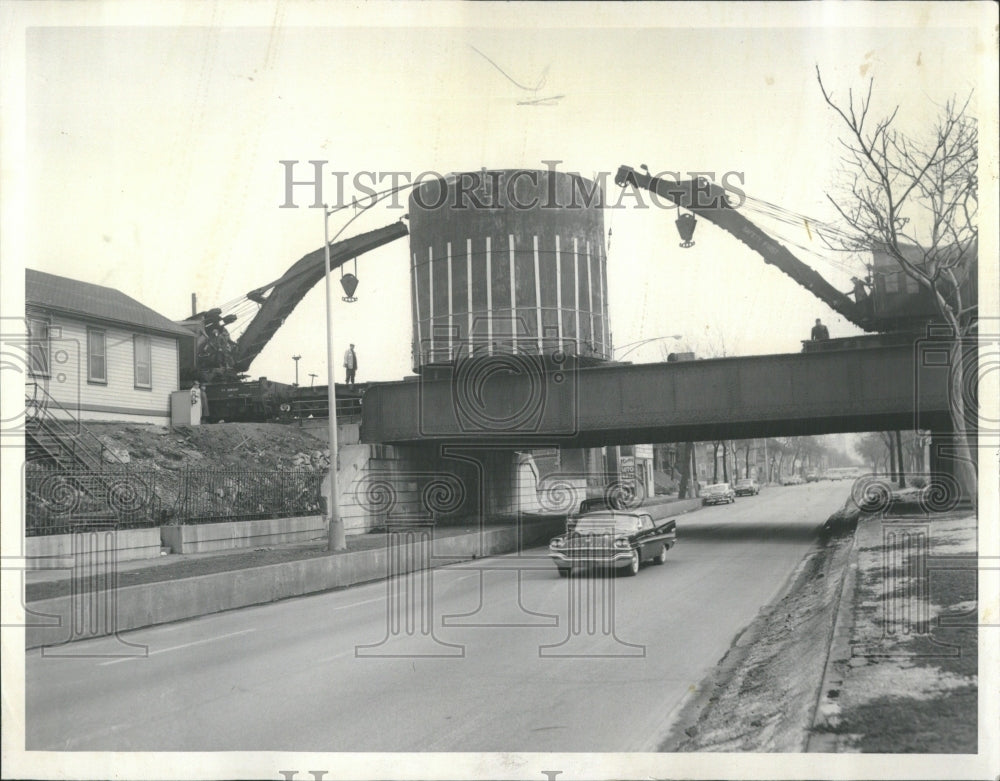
[613,334,683,362]
[292,354,301,386]
[324,207,346,551]
[309,373,317,387]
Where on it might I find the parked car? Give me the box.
[783,475,805,486]
[548,510,677,577]
[805,471,821,483]
[701,482,736,505]
[734,478,759,496]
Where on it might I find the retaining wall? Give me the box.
[25,528,163,569]
[160,515,326,554]
[25,517,566,649]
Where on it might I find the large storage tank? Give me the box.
[408,169,610,372]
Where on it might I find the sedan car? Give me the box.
[734,478,759,496]
[548,510,677,577]
[701,482,736,505]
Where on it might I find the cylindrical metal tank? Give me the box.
[408,169,610,372]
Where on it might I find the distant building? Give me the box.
[25,269,194,423]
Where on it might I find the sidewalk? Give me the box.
[808,507,978,752]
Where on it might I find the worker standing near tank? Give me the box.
[810,318,830,341]
[343,343,358,385]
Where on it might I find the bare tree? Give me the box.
[817,69,978,507]
[677,442,697,499]
[857,433,884,474]
[894,430,906,488]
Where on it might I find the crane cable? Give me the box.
[197,179,422,339]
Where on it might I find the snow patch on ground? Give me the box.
[838,663,975,706]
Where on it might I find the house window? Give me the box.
[27,317,50,377]
[87,328,106,384]
[884,272,901,294]
[134,334,152,388]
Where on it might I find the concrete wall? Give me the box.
[320,443,380,533]
[161,515,325,554]
[26,516,566,649]
[297,418,360,446]
[25,528,162,569]
[516,454,541,512]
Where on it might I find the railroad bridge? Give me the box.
[356,338,974,519]
[362,341,960,446]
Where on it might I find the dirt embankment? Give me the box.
[662,527,857,752]
[28,421,334,517]
[81,421,330,472]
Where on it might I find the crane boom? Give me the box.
[180,220,409,380]
[232,220,409,372]
[614,166,871,331]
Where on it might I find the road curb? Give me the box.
[806,521,861,751]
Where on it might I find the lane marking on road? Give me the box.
[328,595,385,611]
[316,649,356,663]
[98,628,256,666]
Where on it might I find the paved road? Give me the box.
[26,481,849,752]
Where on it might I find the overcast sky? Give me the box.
[6,3,996,386]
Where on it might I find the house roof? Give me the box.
[26,269,193,338]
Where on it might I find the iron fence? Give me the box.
[25,468,165,536]
[25,467,324,535]
[175,469,323,524]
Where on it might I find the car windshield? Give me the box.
[572,514,640,535]
[736,480,752,486]
[704,484,728,493]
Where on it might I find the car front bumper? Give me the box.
[702,496,731,504]
[549,549,635,568]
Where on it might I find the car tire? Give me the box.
[557,566,571,578]
[623,550,640,576]
[653,543,668,565]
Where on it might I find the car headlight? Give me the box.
[613,538,631,549]
[550,537,566,549]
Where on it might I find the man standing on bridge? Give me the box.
[343,343,358,385]
[810,318,830,341]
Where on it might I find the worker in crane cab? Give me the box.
[811,318,830,341]
[344,343,358,385]
[851,275,874,318]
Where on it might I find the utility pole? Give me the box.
[309,372,317,387]
[324,207,345,552]
[292,354,301,386]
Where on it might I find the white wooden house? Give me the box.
[26,269,193,423]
